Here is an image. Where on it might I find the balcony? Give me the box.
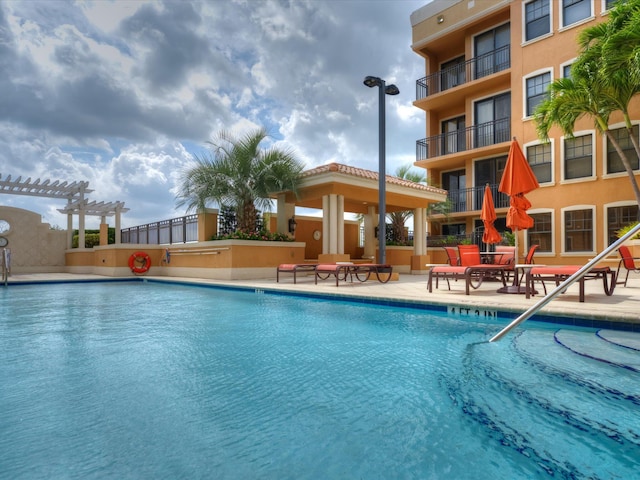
[445,183,510,214]
[416,45,510,100]
[416,117,510,162]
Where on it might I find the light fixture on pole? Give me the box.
[363,75,399,264]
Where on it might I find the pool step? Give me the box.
[442,329,640,479]
[554,329,640,372]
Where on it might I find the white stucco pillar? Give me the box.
[322,195,329,254]
[337,194,344,255]
[78,204,86,249]
[363,205,376,259]
[321,194,344,254]
[67,211,73,249]
[115,210,122,244]
[413,207,427,255]
[329,194,338,254]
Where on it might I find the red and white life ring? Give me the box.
[128,251,151,274]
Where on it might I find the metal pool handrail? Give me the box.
[489,222,640,343]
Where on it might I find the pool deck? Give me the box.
[5,270,640,326]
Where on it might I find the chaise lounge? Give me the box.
[427,245,509,295]
[315,263,393,286]
[524,265,617,302]
[276,264,317,283]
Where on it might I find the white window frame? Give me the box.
[526,208,555,255]
[560,58,576,79]
[559,0,594,30]
[560,130,596,183]
[523,68,553,119]
[602,121,640,178]
[524,138,554,185]
[522,0,553,44]
[603,201,640,248]
[561,205,596,255]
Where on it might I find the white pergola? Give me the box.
[0,174,127,248]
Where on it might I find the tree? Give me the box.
[177,128,305,232]
[388,165,425,244]
[534,0,640,209]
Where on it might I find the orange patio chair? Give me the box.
[616,245,640,287]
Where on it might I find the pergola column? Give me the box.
[413,207,426,255]
[321,194,344,255]
[276,194,296,237]
[363,205,377,259]
[115,208,122,244]
[411,206,431,273]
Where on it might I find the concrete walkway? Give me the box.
[5,269,640,326]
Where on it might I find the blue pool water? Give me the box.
[0,281,638,479]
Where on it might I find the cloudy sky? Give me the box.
[0,0,429,229]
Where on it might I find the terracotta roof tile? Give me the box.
[302,162,446,194]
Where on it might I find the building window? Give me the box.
[607,205,639,245]
[564,208,593,252]
[562,0,591,27]
[442,169,466,213]
[440,56,466,92]
[564,133,593,180]
[607,125,640,174]
[474,93,511,148]
[562,63,573,79]
[526,143,552,183]
[474,23,510,80]
[525,0,551,41]
[525,71,551,117]
[528,212,553,252]
[441,116,466,155]
[604,0,618,11]
[475,155,508,209]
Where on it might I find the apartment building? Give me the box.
[411,0,640,265]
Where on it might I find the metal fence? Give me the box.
[121,214,199,245]
[120,211,265,245]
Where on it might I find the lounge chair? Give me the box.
[616,245,640,287]
[315,263,393,286]
[428,245,508,294]
[524,265,616,302]
[276,263,317,283]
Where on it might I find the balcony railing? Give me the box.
[416,117,510,161]
[416,45,510,100]
[445,183,510,214]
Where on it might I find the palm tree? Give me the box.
[388,165,425,244]
[177,128,305,232]
[535,0,640,208]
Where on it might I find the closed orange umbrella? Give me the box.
[499,138,539,234]
[481,184,502,244]
[498,138,539,293]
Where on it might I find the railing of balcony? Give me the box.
[416,117,510,161]
[444,183,510,214]
[416,45,510,100]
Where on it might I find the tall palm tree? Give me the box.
[177,128,305,232]
[534,0,640,208]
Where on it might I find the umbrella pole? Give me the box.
[496,228,530,294]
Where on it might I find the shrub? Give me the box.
[211,230,293,242]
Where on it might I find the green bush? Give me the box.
[72,233,101,248]
[211,230,294,242]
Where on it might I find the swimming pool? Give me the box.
[0,281,638,479]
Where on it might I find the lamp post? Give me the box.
[363,75,399,265]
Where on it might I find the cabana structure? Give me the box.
[272,163,448,271]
